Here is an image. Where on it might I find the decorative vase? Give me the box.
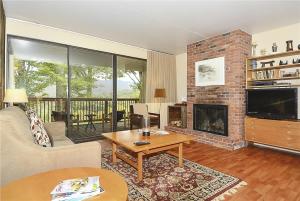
[272,43,278,52]
[142,117,151,136]
[251,43,257,56]
[279,60,288,65]
[286,40,293,52]
[260,49,266,55]
[251,60,257,69]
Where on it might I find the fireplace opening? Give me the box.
[193,104,228,136]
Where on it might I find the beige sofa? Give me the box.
[0,106,101,186]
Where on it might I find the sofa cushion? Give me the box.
[30,116,52,147]
[53,139,74,147]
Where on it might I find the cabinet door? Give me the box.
[252,119,289,148]
[287,128,300,151]
[245,118,255,141]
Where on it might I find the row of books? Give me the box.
[51,176,104,201]
[253,70,276,80]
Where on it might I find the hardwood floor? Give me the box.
[100,139,300,200]
[180,142,300,201]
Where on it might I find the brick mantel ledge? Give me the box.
[165,126,246,150]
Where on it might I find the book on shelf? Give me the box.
[51,176,104,201]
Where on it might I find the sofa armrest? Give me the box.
[44,122,66,138]
[45,141,101,168]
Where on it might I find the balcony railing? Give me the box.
[27,97,139,123]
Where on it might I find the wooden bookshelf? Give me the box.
[248,50,300,61]
[248,63,300,72]
[247,76,300,82]
[246,50,300,89]
[245,51,300,152]
[247,85,300,89]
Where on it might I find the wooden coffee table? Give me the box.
[0,167,128,201]
[102,130,194,181]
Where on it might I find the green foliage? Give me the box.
[14,59,67,97]
[14,58,144,100]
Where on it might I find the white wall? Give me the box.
[176,53,187,102]
[252,23,300,55]
[6,18,147,59]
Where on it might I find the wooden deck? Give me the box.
[67,121,129,143]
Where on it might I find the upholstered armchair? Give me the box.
[129,103,160,129]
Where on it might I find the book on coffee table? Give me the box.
[51,176,104,201]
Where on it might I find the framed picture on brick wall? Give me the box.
[195,57,225,86]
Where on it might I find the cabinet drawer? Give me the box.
[245,117,300,150]
[254,118,287,129]
[287,128,300,151]
[287,122,300,130]
[251,126,289,148]
[245,118,255,140]
[245,127,255,141]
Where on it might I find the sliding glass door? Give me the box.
[116,56,146,130]
[68,47,113,140]
[7,36,147,140]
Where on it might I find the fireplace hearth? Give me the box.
[193,104,228,136]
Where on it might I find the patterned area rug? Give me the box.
[102,151,246,201]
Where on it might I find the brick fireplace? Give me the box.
[167,30,251,150]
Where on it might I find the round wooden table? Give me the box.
[0,167,128,201]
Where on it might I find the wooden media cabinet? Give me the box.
[245,117,300,151]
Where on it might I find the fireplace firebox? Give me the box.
[193,104,228,136]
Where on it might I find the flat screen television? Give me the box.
[246,88,298,120]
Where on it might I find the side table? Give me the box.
[0,167,128,201]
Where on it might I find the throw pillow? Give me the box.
[30,115,52,147]
[26,108,38,122]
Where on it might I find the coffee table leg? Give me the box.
[112,143,117,163]
[179,143,183,167]
[137,152,143,181]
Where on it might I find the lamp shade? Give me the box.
[3,88,28,103]
[154,88,166,98]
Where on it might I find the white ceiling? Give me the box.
[3,0,300,54]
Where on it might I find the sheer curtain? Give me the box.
[146,51,177,128]
[146,51,176,103]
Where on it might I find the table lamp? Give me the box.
[3,88,28,107]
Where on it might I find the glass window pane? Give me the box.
[116,56,147,131]
[69,47,113,135]
[7,37,68,122]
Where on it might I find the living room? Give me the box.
[0,1,299,201]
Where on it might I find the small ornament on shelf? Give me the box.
[251,60,257,69]
[286,40,293,52]
[272,43,278,53]
[298,44,300,50]
[279,60,288,65]
[292,58,300,64]
[260,49,267,55]
[251,42,257,56]
[261,60,275,67]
